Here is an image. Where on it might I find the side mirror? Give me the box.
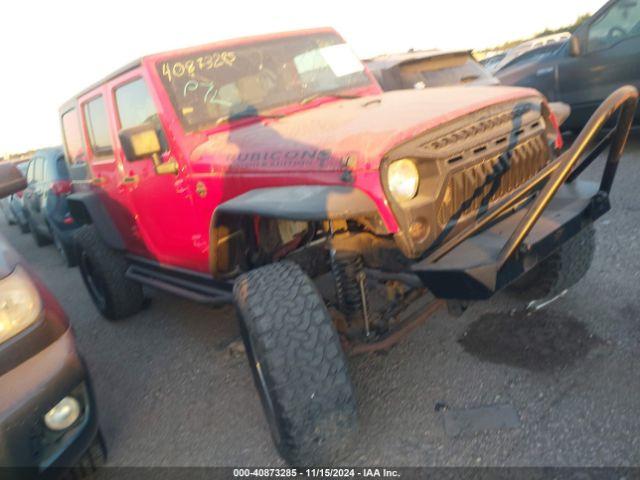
[0,163,27,199]
[569,35,581,57]
[119,124,162,162]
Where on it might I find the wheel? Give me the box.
[508,224,596,300]
[52,228,78,268]
[29,218,51,247]
[233,261,357,466]
[17,216,30,233]
[75,225,144,320]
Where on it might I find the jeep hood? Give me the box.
[191,86,541,174]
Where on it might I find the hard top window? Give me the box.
[29,157,44,182]
[61,108,85,163]
[588,0,640,52]
[26,160,35,182]
[55,155,70,179]
[157,32,372,132]
[399,54,493,88]
[115,78,160,130]
[83,95,113,157]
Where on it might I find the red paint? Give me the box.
[51,180,72,196]
[66,28,543,274]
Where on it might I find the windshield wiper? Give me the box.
[299,92,362,105]
[460,75,480,84]
[214,111,284,126]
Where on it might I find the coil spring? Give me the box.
[330,251,366,319]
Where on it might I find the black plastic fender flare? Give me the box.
[210,185,381,276]
[67,191,126,250]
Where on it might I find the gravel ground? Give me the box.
[1,136,639,467]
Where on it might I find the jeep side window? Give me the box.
[115,77,160,130]
[61,108,86,164]
[83,95,114,157]
[588,0,640,53]
[26,160,34,183]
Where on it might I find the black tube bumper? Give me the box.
[413,181,606,299]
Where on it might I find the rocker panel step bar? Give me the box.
[125,256,233,305]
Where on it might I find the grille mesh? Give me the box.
[421,105,533,153]
[436,133,549,228]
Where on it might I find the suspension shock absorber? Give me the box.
[329,250,371,337]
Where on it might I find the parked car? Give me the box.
[58,27,637,465]
[365,49,499,91]
[23,147,79,266]
[0,192,16,225]
[4,160,32,233]
[0,162,105,478]
[485,32,571,73]
[497,0,640,129]
[480,51,506,71]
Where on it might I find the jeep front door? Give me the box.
[111,73,199,270]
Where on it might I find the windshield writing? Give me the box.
[156,33,371,131]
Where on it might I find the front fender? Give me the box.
[210,185,382,277]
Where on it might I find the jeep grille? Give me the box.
[436,133,549,228]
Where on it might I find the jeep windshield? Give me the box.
[156,32,373,132]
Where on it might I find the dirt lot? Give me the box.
[2,137,639,467]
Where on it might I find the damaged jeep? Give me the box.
[58,28,638,465]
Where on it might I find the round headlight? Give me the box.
[388,159,419,202]
[44,396,81,431]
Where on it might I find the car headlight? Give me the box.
[388,159,419,202]
[0,266,42,344]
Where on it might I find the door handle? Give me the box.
[122,175,139,185]
[91,177,106,186]
[536,67,554,76]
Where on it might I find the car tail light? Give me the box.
[51,180,72,196]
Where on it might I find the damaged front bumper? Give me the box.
[413,86,638,300]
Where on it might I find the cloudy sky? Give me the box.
[0,0,604,155]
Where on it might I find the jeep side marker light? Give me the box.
[388,158,419,202]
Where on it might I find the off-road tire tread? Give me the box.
[75,225,144,320]
[234,261,357,466]
[509,224,596,300]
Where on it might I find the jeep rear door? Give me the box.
[78,90,147,255]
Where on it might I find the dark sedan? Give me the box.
[365,49,499,91]
[0,163,105,478]
[497,0,640,130]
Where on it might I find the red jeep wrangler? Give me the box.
[58,28,637,465]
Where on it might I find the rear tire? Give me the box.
[29,218,51,247]
[75,225,144,320]
[52,228,78,268]
[233,261,357,466]
[17,216,30,234]
[508,224,596,300]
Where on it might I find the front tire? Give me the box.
[75,225,144,320]
[233,261,357,466]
